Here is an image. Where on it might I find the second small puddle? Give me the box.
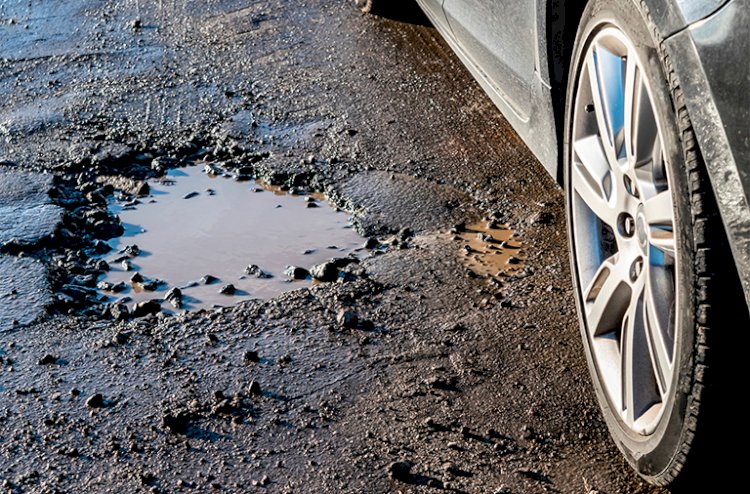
[457,221,524,278]
[98,166,364,311]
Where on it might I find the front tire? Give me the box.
[564,0,735,487]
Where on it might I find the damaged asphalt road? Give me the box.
[0,1,667,493]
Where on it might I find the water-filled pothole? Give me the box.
[97,166,365,311]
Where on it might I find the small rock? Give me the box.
[162,411,191,435]
[92,240,111,254]
[336,309,358,329]
[528,210,555,225]
[248,380,261,396]
[219,284,236,295]
[330,257,359,269]
[491,211,508,222]
[97,281,114,291]
[451,223,466,233]
[109,303,130,320]
[111,281,127,293]
[306,202,319,208]
[38,354,58,365]
[130,272,144,283]
[95,175,149,196]
[244,264,271,278]
[141,279,161,291]
[123,244,140,257]
[121,259,133,271]
[95,259,110,272]
[397,228,413,240]
[363,237,380,249]
[183,191,199,199]
[310,261,338,282]
[132,300,161,317]
[164,287,182,308]
[114,331,130,344]
[130,18,142,30]
[283,266,310,280]
[387,461,413,483]
[243,350,260,363]
[86,393,104,408]
[204,163,221,175]
[200,274,219,284]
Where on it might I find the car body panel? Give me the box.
[418,0,449,28]
[676,0,730,27]
[643,0,727,36]
[442,0,535,117]
[664,0,750,306]
[415,0,559,176]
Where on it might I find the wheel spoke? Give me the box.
[624,56,659,167]
[644,272,673,394]
[620,297,637,424]
[586,47,621,162]
[643,190,673,226]
[583,255,631,336]
[620,286,656,427]
[644,190,676,256]
[572,135,617,226]
[623,53,639,163]
[650,230,675,256]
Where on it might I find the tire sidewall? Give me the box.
[563,0,697,481]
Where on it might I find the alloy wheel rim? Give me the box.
[571,26,679,435]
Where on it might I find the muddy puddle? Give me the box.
[457,221,524,278]
[97,166,364,311]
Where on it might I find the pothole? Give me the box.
[96,165,366,311]
[456,220,525,279]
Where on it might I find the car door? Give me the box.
[442,0,535,119]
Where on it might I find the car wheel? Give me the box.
[564,0,736,486]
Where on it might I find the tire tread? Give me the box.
[638,0,733,487]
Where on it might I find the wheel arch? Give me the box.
[544,0,587,185]
[544,0,713,185]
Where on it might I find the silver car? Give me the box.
[359,0,749,487]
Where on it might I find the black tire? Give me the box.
[564,0,741,487]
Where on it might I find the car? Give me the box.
[358,0,749,487]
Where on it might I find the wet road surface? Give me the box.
[0,1,668,492]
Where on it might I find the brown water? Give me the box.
[457,221,524,278]
[98,166,364,311]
